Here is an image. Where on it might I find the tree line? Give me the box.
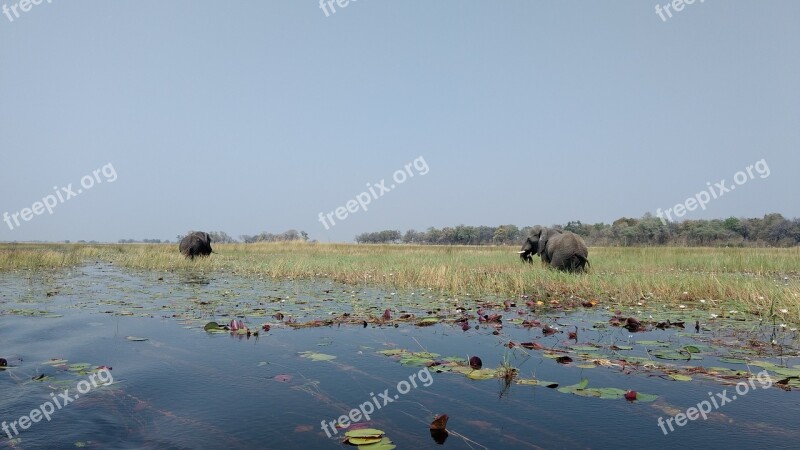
[355,213,800,247]
[118,230,311,244]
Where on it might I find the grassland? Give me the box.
[1,242,799,321]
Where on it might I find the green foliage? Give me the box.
[357,213,800,247]
[239,229,307,243]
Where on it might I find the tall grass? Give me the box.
[1,242,798,317]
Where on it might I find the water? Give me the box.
[1,263,798,449]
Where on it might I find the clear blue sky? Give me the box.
[1,1,798,242]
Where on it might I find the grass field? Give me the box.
[1,242,799,321]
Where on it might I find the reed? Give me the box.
[1,242,798,320]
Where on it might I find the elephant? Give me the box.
[179,231,213,259]
[519,227,589,272]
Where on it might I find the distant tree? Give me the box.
[351,213,798,247]
[208,231,236,243]
[238,230,307,243]
[564,221,590,237]
[758,213,792,245]
[496,225,519,244]
[355,230,401,244]
[723,217,743,234]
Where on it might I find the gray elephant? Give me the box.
[179,231,213,259]
[519,227,589,272]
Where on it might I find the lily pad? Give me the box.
[637,341,671,347]
[357,437,396,449]
[348,436,382,445]
[203,322,222,331]
[749,361,777,369]
[399,356,435,367]
[558,378,590,393]
[45,359,69,366]
[652,350,701,361]
[571,346,600,352]
[68,363,92,372]
[345,428,385,438]
[298,351,336,362]
[377,349,407,356]
[717,357,748,364]
[466,368,497,380]
[516,379,559,388]
[669,374,693,381]
[771,367,800,377]
[634,392,659,402]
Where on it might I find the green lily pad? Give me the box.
[358,437,396,449]
[417,317,439,326]
[467,368,498,380]
[345,428,385,438]
[717,357,748,364]
[637,341,671,347]
[771,367,800,377]
[669,374,693,381]
[706,367,744,375]
[442,356,467,363]
[412,352,440,358]
[749,361,777,369]
[558,378,590,393]
[571,346,600,351]
[596,387,628,399]
[652,350,701,361]
[635,392,659,402]
[45,359,68,366]
[377,349,407,356]
[450,366,474,375]
[399,356,435,367]
[516,379,558,388]
[68,363,92,372]
[203,322,221,331]
[349,436,382,445]
[298,351,336,362]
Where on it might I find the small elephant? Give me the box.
[179,231,213,259]
[519,227,589,272]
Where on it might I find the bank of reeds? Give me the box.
[1,242,798,319]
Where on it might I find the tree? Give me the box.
[208,231,236,243]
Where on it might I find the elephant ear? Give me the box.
[537,229,549,255]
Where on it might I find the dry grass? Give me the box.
[1,242,798,319]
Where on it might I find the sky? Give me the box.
[1,0,798,243]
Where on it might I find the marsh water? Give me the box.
[1,263,799,449]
